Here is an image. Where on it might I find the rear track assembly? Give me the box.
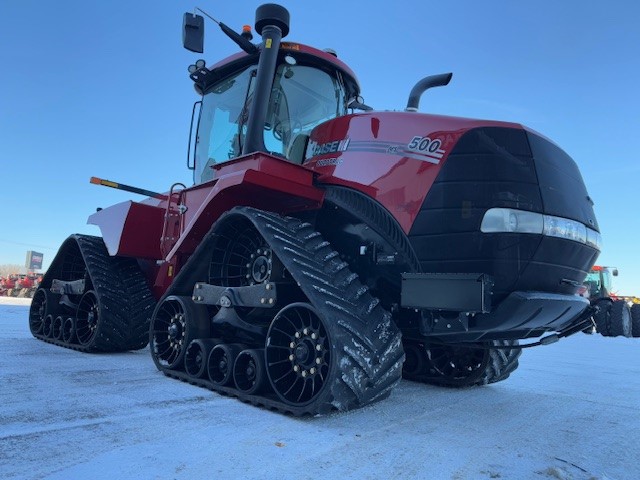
[29,234,156,352]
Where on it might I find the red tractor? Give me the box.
[1,274,18,297]
[28,4,600,415]
[583,266,636,337]
[15,274,38,298]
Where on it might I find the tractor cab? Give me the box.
[194,55,353,183]
[183,5,361,185]
[584,266,618,300]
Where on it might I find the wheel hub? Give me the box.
[289,329,324,375]
[167,314,185,349]
[248,248,272,284]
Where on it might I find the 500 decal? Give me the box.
[406,136,445,163]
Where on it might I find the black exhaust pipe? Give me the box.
[405,73,452,112]
[242,4,290,155]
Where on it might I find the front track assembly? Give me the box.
[28,234,156,353]
[150,207,405,416]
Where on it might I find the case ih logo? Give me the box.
[308,138,350,157]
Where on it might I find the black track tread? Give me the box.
[481,340,522,385]
[154,207,405,415]
[609,300,632,337]
[29,234,155,352]
[405,340,521,388]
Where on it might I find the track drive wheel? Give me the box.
[29,288,60,336]
[150,296,210,370]
[265,303,332,407]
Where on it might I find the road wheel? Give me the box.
[150,296,210,370]
[29,288,60,336]
[609,300,632,337]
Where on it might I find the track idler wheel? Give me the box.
[43,314,54,338]
[29,288,60,336]
[265,303,330,407]
[76,290,101,347]
[53,315,64,340]
[150,296,210,370]
[62,317,76,344]
[184,339,216,378]
[233,349,268,395]
[207,343,243,386]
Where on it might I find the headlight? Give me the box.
[481,207,601,250]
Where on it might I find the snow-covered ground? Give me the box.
[1,302,638,480]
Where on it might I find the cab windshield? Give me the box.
[194,62,348,184]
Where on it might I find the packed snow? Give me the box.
[1,300,638,480]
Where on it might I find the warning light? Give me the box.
[241,24,253,41]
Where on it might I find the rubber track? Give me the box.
[404,340,521,387]
[157,207,405,415]
[30,235,156,352]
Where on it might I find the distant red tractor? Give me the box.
[0,275,18,297]
[583,266,636,337]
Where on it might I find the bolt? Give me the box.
[192,296,197,301]
[311,333,317,340]
[261,298,266,304]
[310,367,316,374]
[303,328,309,335]
[316,344,322,351]
[447,324,451,329]
[289,342,295,348]
[316,357,322,364]
[301,370,307,377]
[289,354,295,361]
[266,283,271,290]
[246,263,251,268]
[268,298,274,305]
[295,332,301,339]
[293,365,300,372]
[195,284,201,289]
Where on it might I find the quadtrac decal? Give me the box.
[405,136,446,163]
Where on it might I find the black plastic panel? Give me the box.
[409,126,598,302]
[527,133,598,230]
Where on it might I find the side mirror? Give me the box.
[183,13,204,53]
[612,268,619,276]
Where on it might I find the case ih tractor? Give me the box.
[28,4,601,415]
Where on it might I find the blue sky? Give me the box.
[1,1,639,294]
